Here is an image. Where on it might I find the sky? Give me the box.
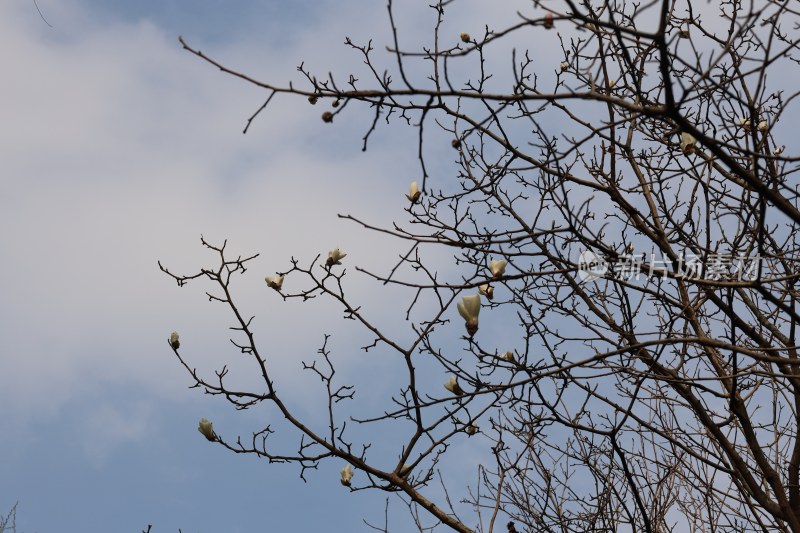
[3,1,772,531]
[0,1,532,531]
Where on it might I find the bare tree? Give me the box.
[161,1,800,531]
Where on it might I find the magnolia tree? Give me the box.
[161,1,800,531]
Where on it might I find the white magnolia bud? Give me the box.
[406,181,421,203]
[169,331,180,349]
[444,375,465,396]
[460,32,471,43]
[340,464,354,486]
[197,418,215,441]
[775,145,785,155]
[479,284,494,300]
[265,274,284,291]
[680,132,696,155]
[501,351,515,362]
[559,61,569,72]
[738,117,752,130]
[326,248,347,267]
[758,120,768,132]
[465,423,479,436]
[457,294,481,336]
[489,259,507,278]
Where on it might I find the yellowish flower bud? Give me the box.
[198,418,216,441]
[340,464,354,486]
[758,120,768,132]
[169,331,180,350]
[465,423,479,436]
[406,181,421,203]
[460,32,471,43]
[560,61,569,72]
[322,111,334,123]
[265,274,284,291]
[444,375,465,396]
[680,132,696,154]
[457,294,481,336]
[479,284,494,300]
[489,259,507,278]
[326,248,347,267]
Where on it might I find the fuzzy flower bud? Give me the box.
[198,418,216,441]
[326,248,347,267]
[501,351,515,362]
[444,375,465,396]
[406,181,421,203]
[560,61,569,72]
[457,294,481,336]
[465,423,479,436]
[460,32,471,43]
[169,331,180,350]
[322,111,334,123]
[489,259,507,278]
[451,138,461,149]
[265,274,284,291]
[680,132,696,155]
[543,13,554,29]
[758,120,769,132]
[479,284,494,300]
[738,117,751,130]
[308,95,318,105]
[775,145,785,155]
[340,464,354,486]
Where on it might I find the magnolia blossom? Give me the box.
[444,375,465,396]
[680,132,696,155]
[465,423,479,436]
[775,145,785,155]
[460,32,471,43]
[265,274,284,291]
[738,117,752,130]
[326,247,347,267]
[406,181,421,203]
[340,464,354,486]
[501,351,515,362]
[758,120,769,132]
[198,418,215,441]
[489,259,507,278]
[457,294,481,336]
[479,284,494,300]
[169,331,180,350]
[559,61,569,72]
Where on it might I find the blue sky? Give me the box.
[0,0,529,531]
